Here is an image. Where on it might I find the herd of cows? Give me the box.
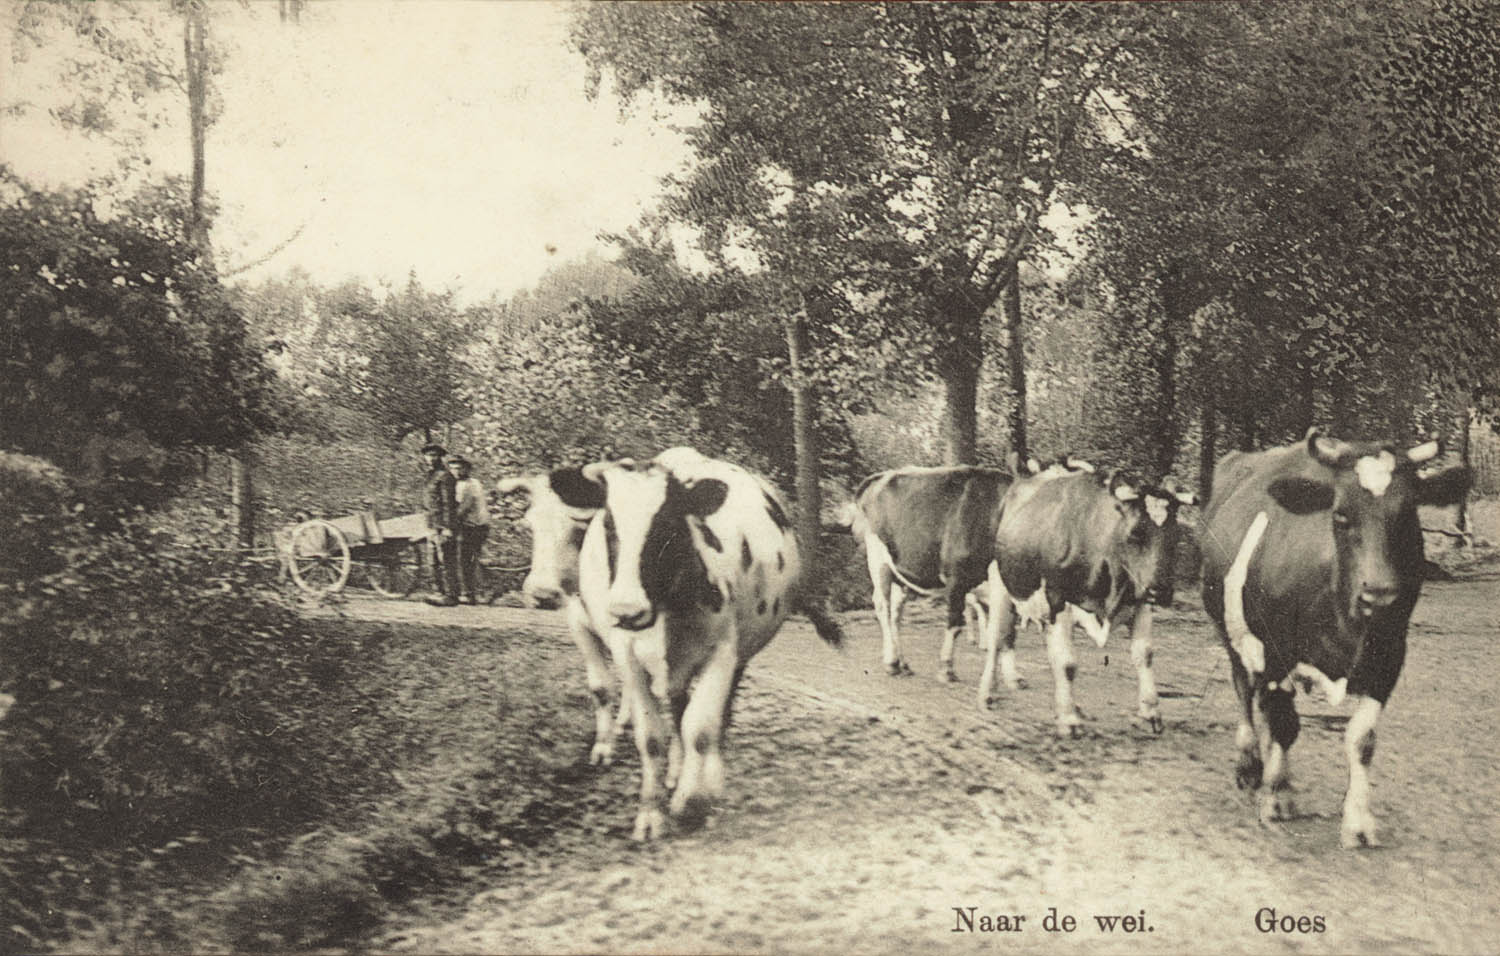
[493,431,1470,849]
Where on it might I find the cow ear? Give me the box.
[1417,466,1471,507]
[495,475,535,497]
[683,478,728,516]
[1268,476,1334,514]
[549,466,605,510]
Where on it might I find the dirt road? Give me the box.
[342,572,1499,954]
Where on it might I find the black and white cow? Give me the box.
[847,456,1091,681]
[978,468,1197,737]
[555,447,843,840]
[496,469,629,765]
[1199,429,1469,847]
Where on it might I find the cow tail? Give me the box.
[797,598,845,649]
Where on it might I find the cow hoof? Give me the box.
[1340,821,1379,849]
[1057,721,1084,740]
[886,661,903,677]
[1007,676,1028,691]
[1235,755,1263,791]
[1258,788,1296,824]
[632,807,667,842]
[672,793,713,832]
[941,668,957,683]
[589,742,614,766]
[1137,714,1164,735]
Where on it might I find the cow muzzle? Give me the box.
[1357,584,1399,616]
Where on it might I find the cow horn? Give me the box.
[581,461,611,483]
[1306,428,1351,467]
[1406,439,1441,464]
[1067,455,1096,474]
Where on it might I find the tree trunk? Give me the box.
[1199,399,1217,504]
[785,309,823,587]
[184,4,210,256]
[231,451,254,549]
[1456,402,1471,539]
[1003,262,1028,466]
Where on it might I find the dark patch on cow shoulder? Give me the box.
[741,537,753,571]
[763,492,793,531]
[699,523,723,552]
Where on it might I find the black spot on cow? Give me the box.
[1358,731,1376,766]
[1144,649,1154,668]
[693,731,712,755]
[590,687,609,708]
[1064,663,1077,683]
[645,736,666,759]
[772,597,780,617]
[763,492,792,531]
[757,599,767,616]
[776,550,785,571]
[741,537,753,571]
[699,523,723,552]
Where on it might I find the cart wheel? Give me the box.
[287,519,351,594]
[367,543,422,598]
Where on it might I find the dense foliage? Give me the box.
[0,170,276,464]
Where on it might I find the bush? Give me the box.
[0,452,401,949]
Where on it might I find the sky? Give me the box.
[0,0,694,304]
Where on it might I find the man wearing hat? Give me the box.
[446,454,491,605]
[420,442,460,606]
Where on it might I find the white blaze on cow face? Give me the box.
[1225,511,1270,676]
[498,474,597,609]
[1354,451,1397,497]
[589,463,670,630]
[1145,494,1171,527]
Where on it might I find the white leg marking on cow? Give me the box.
[1341,695,1383,849]
[1354,451,1396,497]
[865,536,902,674]
[889,583,912,675]
[1046,608,1082,738]
[1253,692,1296,823]
[977,562,1024,711]
[1129,602,1163,734]
[622,651,671,841]
[1292,663,1348,706]
[1073,606,1111,649]
[670,632,738,824]
[1145,495,1170,527]
[964,588,986,646]
[568,600,618,765]
[939,624,961,682]
[1225,511,1270,677]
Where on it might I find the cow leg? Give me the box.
[964,589,985,646]
[939,585,967,682]
[1128,603,1163,734]
[665,691,688,793]
[568,602,619,766]
[976,563,1022,712]
[620,650,672,841]
[1215,619,1263,790]
[671,635,739,830]
[888,583,913,675]
[866,544,903,676]
[1256,686,1299,824]
[1046,608,1083,738]
[1340,695,1382,848]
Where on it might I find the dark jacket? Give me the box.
[425,467,459,532]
